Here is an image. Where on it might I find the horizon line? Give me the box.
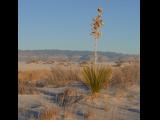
[18,48,139,56]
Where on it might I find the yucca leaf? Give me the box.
[82,65,112,94]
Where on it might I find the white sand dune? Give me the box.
[18,82,140,120]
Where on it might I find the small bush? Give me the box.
[82,65,112,94]
[45,67,81,87]
[110,63,140,88]
[26,59,39,64]
[18,79,38,94]
[56,88,83,109]
[39,107,59,120]
[18,70,50,81]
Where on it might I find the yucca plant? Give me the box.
[82,65,112,94]
[82,6,112,95]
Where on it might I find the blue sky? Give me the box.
[18,0,140,54]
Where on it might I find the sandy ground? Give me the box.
[18,61,140,120]
[18,82,140,120]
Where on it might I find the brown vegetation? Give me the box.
[110,62,140,88]
[18,62,139,94]
[44,67,81,87]
[39,107,60,120]
[18,79,39,94]
[18,70,50,81]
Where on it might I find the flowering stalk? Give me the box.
[91,7,104,66]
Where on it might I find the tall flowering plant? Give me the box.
[91,7,104,65]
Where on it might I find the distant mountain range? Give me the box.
[18,49,139,62]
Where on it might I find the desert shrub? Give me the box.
[39,107,59,120]
[18,71,33,81]
[18,70,49,93]
[18,70,50,81]
[18,67,82,88]
[110,63,140,88]
[18,79,25,94]
[45,67,81,87]
[82,65,112,94]
[26,59,39,64]
[63,110,76,120]
[80,61,89,67]
[76,108,96,120]
[109,68,123,88]
[68,67,82,82]
[35,79,46,87]
[55,88,81,120]
[18,79,38,94]
[121,63,140,85]
[56,88,84,109]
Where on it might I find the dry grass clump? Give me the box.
[18,66,82,88]
[26,59,40,64]
[63,110,76,120]
[109,68,123,87]
[45,67,81,87]
[18,70,50,81]
[18,79,38,94]
[57,88,83,109]
[110,63,140,88]
[55,88,83,120]
[39,107,60,120]
[18,70,50,93]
